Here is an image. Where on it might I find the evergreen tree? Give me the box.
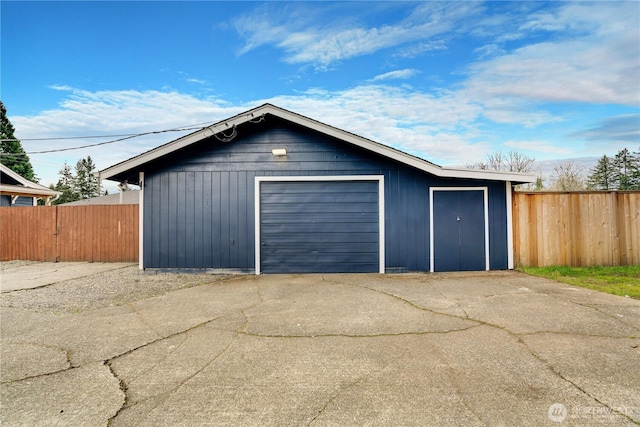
[51,162,80,204]
[614,148,638,190]
[51,156,100,204]
[632,146,640,190]
[74,156,100,199]
[587,155,616,190]
[0,101,36,181]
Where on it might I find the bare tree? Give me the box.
[467,151,535,173]
[550,161,585,191]
[506,151,535,173]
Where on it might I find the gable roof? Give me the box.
[0,164,62,200]
[99,103,536,184]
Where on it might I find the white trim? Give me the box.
[254,175,385,275]
[100,104,536,185]
[378,175,385,273]
[429,187,489,272]
[138,172,144,270]
[506,182,514,269]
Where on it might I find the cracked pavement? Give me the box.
[1,267,639,426]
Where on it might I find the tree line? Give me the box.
[587,149,640,190]
[1,101,102,204]
[467,148,640,191]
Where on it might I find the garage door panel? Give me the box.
[262,251,378,264]
[261,262,380,274]
[262,222,378,234]
[261,181,375,194]
[260,180,379,274]
[261,242,379,253]
[261,232,378,244]
[262,192,377,204]
[261,202,378,214]
[261,212,379,224]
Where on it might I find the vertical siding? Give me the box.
[142,119,511,271]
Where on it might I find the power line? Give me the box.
[0,121,215,156]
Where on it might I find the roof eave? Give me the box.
[0,164,55,190]
[0,183,62,197]
[98,103,538,184]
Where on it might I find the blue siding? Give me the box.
[143,117,510,272]
[0,195,34,206]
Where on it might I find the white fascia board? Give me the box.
[99,103,538,184]
[438,167,537,183]
[0,183,62,197]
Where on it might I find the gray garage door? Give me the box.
[259,180,379,273]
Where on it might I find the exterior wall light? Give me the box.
[271,148,287,156]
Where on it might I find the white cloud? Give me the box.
[233,3,480,68]
[372,69,419,82]
[464,2,640,109]
[394,39,447,59]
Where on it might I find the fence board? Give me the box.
[0,205,138,262]
[513,191,640,267]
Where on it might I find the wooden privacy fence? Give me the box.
[513,191,640,267]
[1,194,638,267]
[0,205,138,262]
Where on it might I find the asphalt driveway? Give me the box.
[1,264,638,426]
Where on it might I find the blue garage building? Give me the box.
[100,104,535,274]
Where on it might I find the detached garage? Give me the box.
[100,104,535,274]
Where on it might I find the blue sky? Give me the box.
[2,1,639,189]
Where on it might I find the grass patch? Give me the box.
[518,265,640,299]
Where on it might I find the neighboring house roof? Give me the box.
[0,164,62,204]
[60,190,140,206]
[100,103,536,184]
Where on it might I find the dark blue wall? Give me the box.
[142,116,509,271]
[0,195,35,206]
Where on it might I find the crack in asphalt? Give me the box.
[127,334,189,384]
[106,362,128,427]
[109,329,242,426]
[428,343,489,426]
[306,373,374,426]
[565,300,640,333]
[0,264,135,294]
[127,302,163,340]
[331,277,640,424]
[237,324,482,339]
[517,339,640,426]
[105,282,264,425]
[5,272,638,426]
[0,342,73,384]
